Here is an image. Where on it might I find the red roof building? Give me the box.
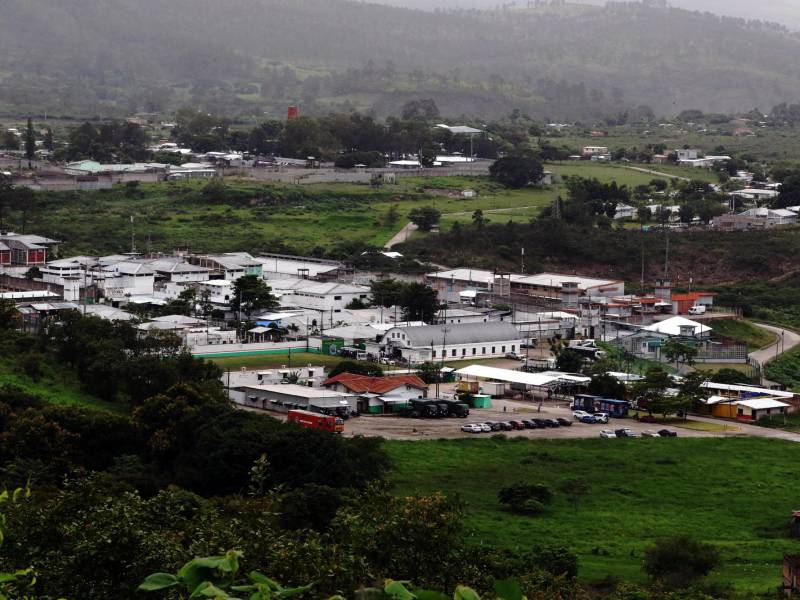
[671,292,717,315]
[323,373,428,414]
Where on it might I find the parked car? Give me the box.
[580,415,598,424]
[532,418,548,428]
[544,419,560,428]
[593,413,610,424]
[599,429,617,438]
[522,420,537,429]
[556,418,572,427]
[499,422,514,431]
[658,429,678,437]
[641,430,661,438]
[461,424,482,433]
[478,423,491,433]
[509,420,526,430]
[573,410,592,420]
[615,428,637,438]
[505,351,526,361]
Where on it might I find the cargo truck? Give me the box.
[287,409,344,434]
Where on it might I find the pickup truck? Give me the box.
[505,351,526,361]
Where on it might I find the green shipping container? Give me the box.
[470,394,492,409]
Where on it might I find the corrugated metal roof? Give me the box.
[390,322,521,347]
[456,365,589,387]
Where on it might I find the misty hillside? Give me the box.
[1,0,800,119]
[374,0,800,29]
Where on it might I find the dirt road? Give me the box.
[384,222,417,249]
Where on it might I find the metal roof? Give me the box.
[455,365,590,387]
[736,399,790,410]
[389,322,521,347]
[644,317,711,337]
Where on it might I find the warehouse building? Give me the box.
[370,321,524,363]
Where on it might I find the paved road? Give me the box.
[749,323,800,366]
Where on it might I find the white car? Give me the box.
[594,413,610,424]
[573,410,592,420]
[599,429,617,438]
[479,423,492,433]
[641,430,661,438]
[461,424,482,434]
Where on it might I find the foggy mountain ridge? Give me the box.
[1,0,800,119]
[369,0,800,29]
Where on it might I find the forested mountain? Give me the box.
[2,0,800,119]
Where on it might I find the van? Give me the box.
[688,305,707,315]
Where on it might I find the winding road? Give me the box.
[749,324,800,366]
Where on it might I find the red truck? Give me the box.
[287,409,344,434]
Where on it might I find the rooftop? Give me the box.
[388,321,522,347]
[323,373,428,394]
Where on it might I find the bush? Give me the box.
[643,535,720,588]
[498,483,553,515]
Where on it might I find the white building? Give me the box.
[194,279,235,306]
[272,279,371,313]
[426,269,624,305]
[99,261,155,299]
[374,321,524,363]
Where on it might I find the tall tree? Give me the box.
[230,275,279,318]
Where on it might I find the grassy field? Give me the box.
[11,176,560,257]
[710,320,777,351]
[209,352,353,371]
[7,160,725,258]
[388,437,800,592]
[544,127,800,163]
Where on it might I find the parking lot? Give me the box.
[341,397,734,441]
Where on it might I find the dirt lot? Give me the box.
[341,396,741,441]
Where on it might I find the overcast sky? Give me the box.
[367,0,800,29]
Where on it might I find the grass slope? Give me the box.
[388,437,800,592]
[0,354,124,413]
[765,347,800,392]
[710,320,777,351]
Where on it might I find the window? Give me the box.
[334,296,342,300]
[482,347,486,355]
[432,350,437,358]
[452,349,457,357]
[502,346,506,353]
[472,348,476,355]
[511,345,516,352]
[492,347,496,354]
[462,348,466,356]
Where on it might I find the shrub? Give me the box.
[498,483,553,515]
[643,535,720,588]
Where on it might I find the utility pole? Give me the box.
[439,325,450,399]
[130,215,136,254]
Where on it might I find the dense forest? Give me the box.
[2,0,800,119]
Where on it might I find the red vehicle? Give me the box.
[287,410,344,434]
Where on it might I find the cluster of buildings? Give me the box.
[0,228,749,369]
